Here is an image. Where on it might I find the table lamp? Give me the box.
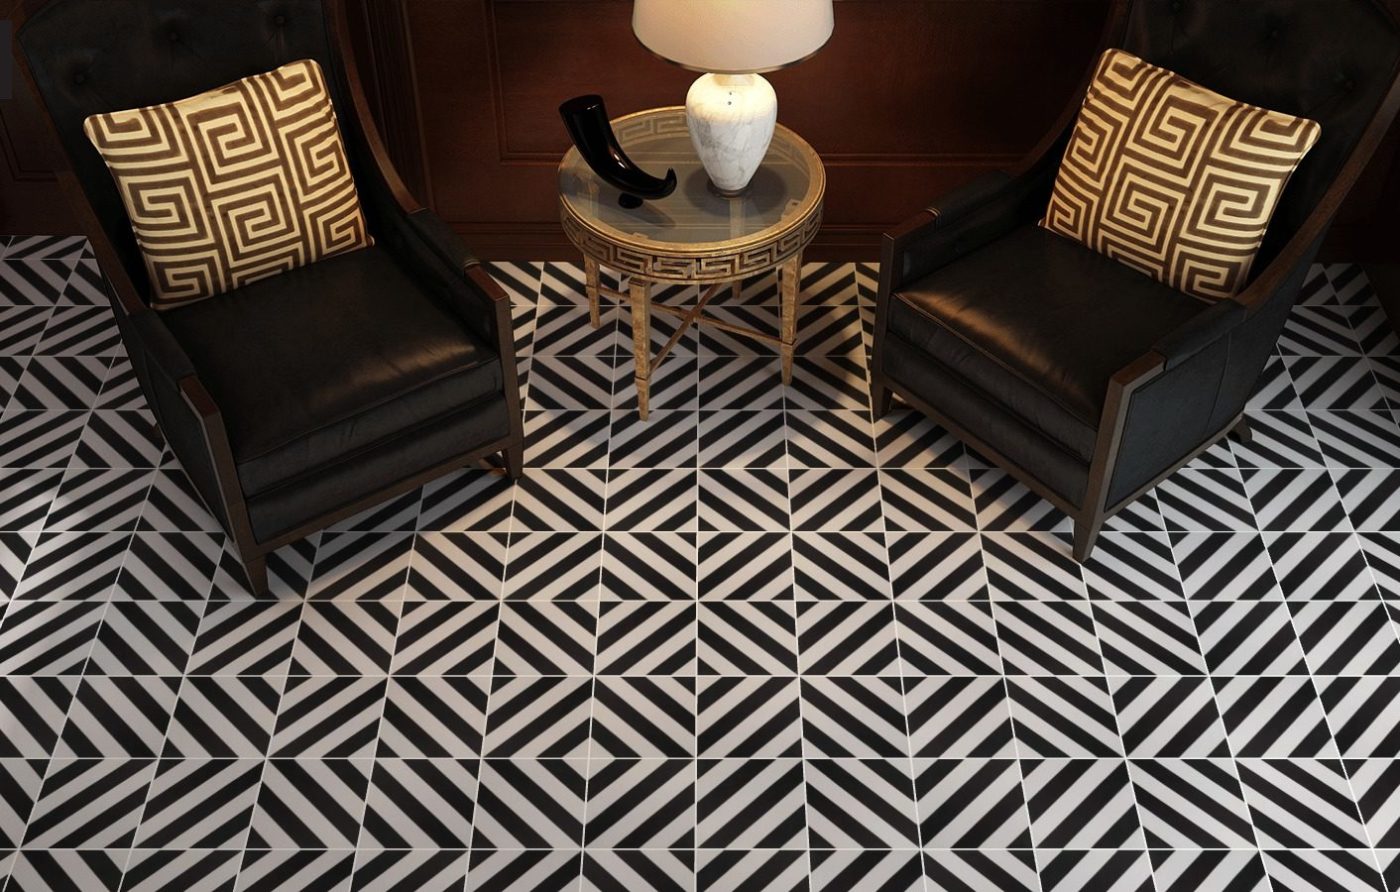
[633,0,833,196]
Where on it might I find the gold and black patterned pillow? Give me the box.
[83,59,371,309]
[1042,49,1321,302]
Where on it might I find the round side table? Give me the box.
[558,106,825,419]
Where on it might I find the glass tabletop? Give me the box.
[559,107,823,250]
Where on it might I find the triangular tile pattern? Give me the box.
[0,243,1397,888]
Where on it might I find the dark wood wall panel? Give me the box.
[3,0,1399,262]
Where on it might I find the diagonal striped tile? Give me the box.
[1213,675,1338,757]
[806,758,918,848]
[187,601,301,677]
[596,602,696,675]
[697,676,800,758]
[698,532,792,600]
[983,532,1085,600]
[1080,532,1183,600]
[379,675,488,758]
[0,757,45,848]
[1261,849,1386,892]
[492,601,597,676]
[162,676,282,758]
[1022,758,1146,849]
[1110,676,1230,757]
[1242,467,1350,531]
[1266,532,1379,600]
[511,469,606,531]
[591,676,695,757]
[1316,676,1400,757]
[1092,601,1206,675]
[696,357,785,410]
[247,758,371,848]
[289,602,400,675]
[0,307,52,356]
[582,850,694,892]
[789,468,882,531]
[1333,468,1400,531]
[133,757,263,848]
[993,601,1104,675]
[307,533,413,600]
[472,757,586,848]
[118,849,244,892]
[697,410,787,467]
[0,601,104,675]
[86,601,200,676]
[888,532,988,600]
[45,468,151,532]
[0,469,62,530]
[138,468,220,532]
[9,355,108,410]
[800,676,907,757]
[1170,532,1282,600]
[874,409,966,469]
[793,532,889,599]
[903,675,1014,757]
[417,468,516,533]
[1284,356,1387,411]
[880,469,975,531]
[1158,470,1257,531]
[360,757,477,848]
[1008,676,1121,757]
[785,410,875,468]
[608,410,697,468]
[914,757,1030,848]
[270,676,387,758]
[14,531,129,600]
[795,601,899,675]
[1289,601,1400,675]
[23,757,157,848]
[482,676,592,758]
[1310,411,1400,468]
[698,602,798,676]
[527,355,618,410]
[971,469,1071,532]
[698,468,789,532]
[1236,758,1368,849]
[503,532,603,599]
[404,531,506,600]
[783,356,868,410]
[237,850,356,889]
[583,757,694,848]
[1232,411,1326,468]
[112,532,222,601]
[894,601,1002,676]
[464,849,583,890]
[922,850,1038,892]
[0,411,87,468]
[605,468,696,532]
[391,601,498,676]
[35,306,120,357]
[0,677,77,758]
[696,758,806,848]
[1192,601,1309,675]
[1037,849,1153,891]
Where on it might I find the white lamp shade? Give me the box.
[633,0,834,74]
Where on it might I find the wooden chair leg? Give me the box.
[871,377,894,419]
[1231,415,1253,444]
[1072,514,1102,562]
[243,554,269,597]
[502,441,524,480]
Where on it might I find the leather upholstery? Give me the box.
[888,226,1207,460]
[246,398,511,542]
[1122,0,1400,270]
[162,247,501,497]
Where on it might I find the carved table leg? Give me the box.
[585,255,602,329]
[630,278,652,420]
[731,280,743,303]
[779,254,801,385]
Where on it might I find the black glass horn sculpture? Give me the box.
[560,94,677,209]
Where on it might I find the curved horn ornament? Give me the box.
[560,94,677,209]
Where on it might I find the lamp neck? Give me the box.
[710,73,757,88]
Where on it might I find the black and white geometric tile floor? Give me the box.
[1,234,1399,890]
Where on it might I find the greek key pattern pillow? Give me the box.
[1042,49,1321,302]
[84,59,371,309]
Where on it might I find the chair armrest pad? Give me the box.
[128,309,197,383]
[887,169,1052,291]
[404,208,480,276]
[1151,298,1248,370]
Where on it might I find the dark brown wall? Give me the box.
[5,0,1400,261]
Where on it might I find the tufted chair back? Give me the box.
[17,0,356,299]
[1120,0,1400,269]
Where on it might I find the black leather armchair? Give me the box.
[15,0,524,594]
[871,0,1400,560]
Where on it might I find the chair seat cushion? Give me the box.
[888,225,1207,461]
[163,246,502,496]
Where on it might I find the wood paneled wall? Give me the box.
[4,0,1400,261]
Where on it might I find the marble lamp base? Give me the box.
[685,72,777,195]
